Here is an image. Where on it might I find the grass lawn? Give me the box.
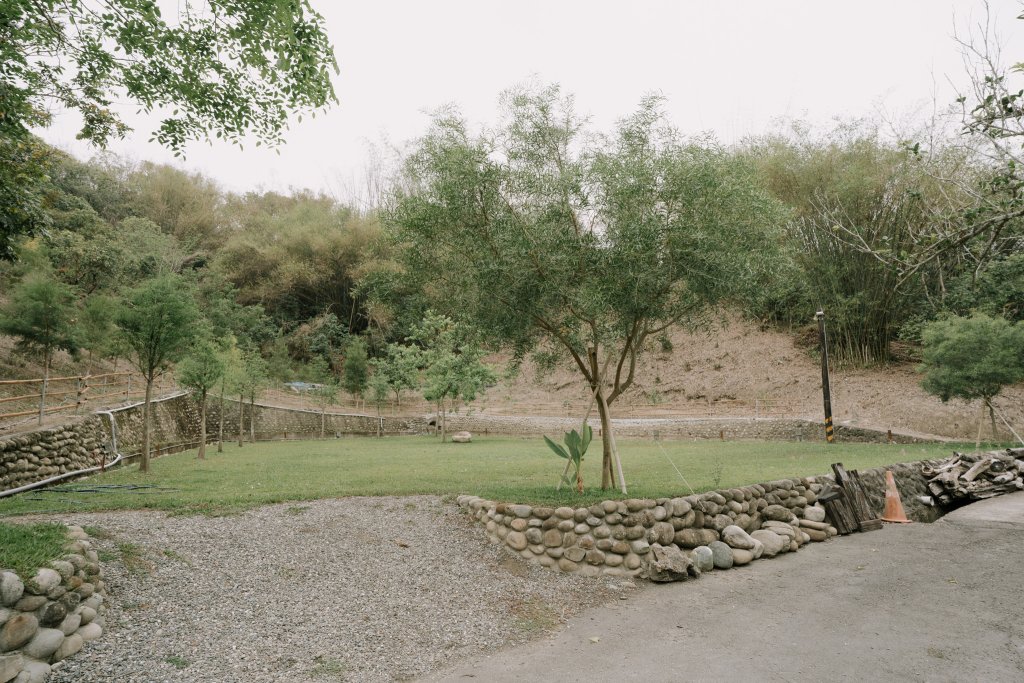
[0,522,70,578]
[0,435,965,517]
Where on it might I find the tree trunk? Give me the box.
[141,377,153,473]
[595,390,615,490]
[976,401,985,449]
[238,393,245,447]
[988,400,999,443]
[249,394,256,443]
[601,393,627,495]
[37,348,51,426]
[320,406,326,439]
[217,381,225,453]
[197,389,207,460]
[439,399,447,442]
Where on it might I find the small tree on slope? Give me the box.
[0,273,78,425]
[178,338,225,460]
[116,275,199,472]
[920,313,1024,446]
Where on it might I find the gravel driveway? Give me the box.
[38,497,637,682]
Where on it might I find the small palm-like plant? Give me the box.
[545,425,592,494]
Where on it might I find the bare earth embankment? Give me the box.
[265,318,1024,442]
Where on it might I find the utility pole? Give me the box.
[815,310,835,444]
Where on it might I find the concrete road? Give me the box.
[422,493,1024,683]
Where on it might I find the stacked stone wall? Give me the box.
[0,527,107,683]
[0,420,110,493]
[442,414,928,444]
[458,459,941,579]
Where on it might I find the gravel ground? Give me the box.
[34,497,638,682]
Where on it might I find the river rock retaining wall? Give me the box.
[458,459,940,579]
[0,526,107,683]
[441,414,929,444]
[0,421,110,494]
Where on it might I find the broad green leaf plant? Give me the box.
[544,425,593,494]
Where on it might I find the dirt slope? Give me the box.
[473,318,1023,441]
[3,318,1021,441]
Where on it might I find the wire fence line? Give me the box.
[2,368,804,437]
[0,372,177,432]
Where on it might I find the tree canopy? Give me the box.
[0,0,338,257]
[387,85,786,483]
[116,273,200,471]
[177,337,226,459]
[920,313,1024,404]
[0,272,79,361]
[2,0,337,152]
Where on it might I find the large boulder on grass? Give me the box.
[451,431,472,443]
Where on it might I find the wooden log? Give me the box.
[850,469,881,523]
[798,519,830,531]
[962,458,994,483]
[819,487,858,535]
[831,463,881,530]
[921,458,962,477]
[858,518,884,532]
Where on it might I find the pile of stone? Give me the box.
[0,426,108,494]
[923,447,1024,505]
[0,526,107,683]
[458,476,839,582]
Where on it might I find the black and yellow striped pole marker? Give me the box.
[815,310,835,443]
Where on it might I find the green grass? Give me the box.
[0,522,69,578]
[81,525,113,540]
[165,655,189,669]
[115,540,152,576]
[310,656,347,679]
[0,436,967,517]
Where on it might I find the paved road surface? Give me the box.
[423,493,1024,683]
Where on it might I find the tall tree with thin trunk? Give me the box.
[370,344,420,412]
[341,337,369,408]
[411,313,496,443]
[309,358,339,439]
[237,349,268,444]
[116,275,199,472]
[0,273,79,425]
[387,85,785,487]
[178,338,225,460]
[216,337,243,453]
[77,294,119,375]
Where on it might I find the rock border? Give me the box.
[0,526,107,683]
[457,459,937,581]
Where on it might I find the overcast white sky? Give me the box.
[37,0,1024,198]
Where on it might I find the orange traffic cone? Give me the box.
[880,470,911,523]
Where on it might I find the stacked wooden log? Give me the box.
[923,447,1024,506]
[819,463,883,535]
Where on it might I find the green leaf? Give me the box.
[580,424,593,453]
[564,429,581,455]
[543,435,570,459]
